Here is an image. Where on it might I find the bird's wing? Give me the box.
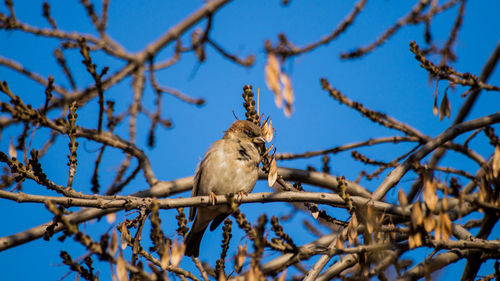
[189,161,203,222]
[189,140,218,222]
[189,139,224,222]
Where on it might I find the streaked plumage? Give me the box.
[184,120,264,257]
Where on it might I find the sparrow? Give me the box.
[184,120,265,257]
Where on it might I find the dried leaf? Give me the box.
[106,213,116,224]
[348,227,357,245]
[411,202,423,228]
[246,265,263,281]
[441,212,452,240]
[311,211,319,219]
[435,217,442,241]
[478,182,487,204]
[116,253,128,281]
[268,157,278,187]
[366,205,374,234]
[234,244,247,273]
[398,189,408,206]
[335,237,344,249]
[442,195,448,211]
[120,224,129,250]
[408,234,415,249]
[246,267,255,281]
[350,212,358,228]
[161,242,170,270]
[266,119,274,142]
[376,212,386,225]
[366,223,373,235]
[109,229,118,256]
[281,73,294,104]
[423,178,438,211]
[261,119,274,143]
[492,146,500,178]
[413,232,422,247]
[423,213,436,233]
[265,53,282,108]
[170,238,185,267]
[280,73,294,117]
[348,213,358,244]
[261,120,268,139]
[268,119,274,142]
[439,92,451,121]
[349,212,359,225]
[8,139,16,159]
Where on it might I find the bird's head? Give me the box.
[223,120,265,145]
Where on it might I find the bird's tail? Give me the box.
[184,224,208,257]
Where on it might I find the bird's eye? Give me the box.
[245,131,253,137]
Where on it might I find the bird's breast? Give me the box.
[197,139,259,196]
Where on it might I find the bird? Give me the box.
[184,120,265,257]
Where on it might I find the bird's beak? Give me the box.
[252,136,266,144]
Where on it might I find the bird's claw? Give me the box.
[209,192,217,206]
[236,191,248,202]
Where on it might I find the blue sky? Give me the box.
[0,0,499,280]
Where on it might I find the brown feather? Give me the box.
[184,120,263,256]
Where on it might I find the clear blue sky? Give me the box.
[1,0,499,280]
